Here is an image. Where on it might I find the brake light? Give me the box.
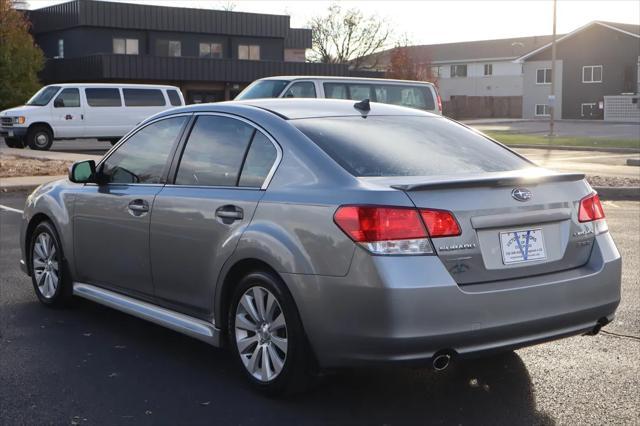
[420,209,461,237]
[578,193,605,222]
[436,93,442,112]
[334,206,433,255]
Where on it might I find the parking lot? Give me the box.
[1,190,638,425]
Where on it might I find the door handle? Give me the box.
[216,205,243,221]
[128,199,149,215]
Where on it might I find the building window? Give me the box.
[430,66,440,77]
[536,68,552,84]
[199,42,223,58]
[484,64,493,76]
[57,39,64,58]
[450,64,467,78]
[582,65,603,83]
[113,38,139,55]
[157,40,181,57]
[238,45,260,60]
[581,103,597,117]
[535,104,550,116]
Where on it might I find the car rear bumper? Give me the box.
[282,232,621,368]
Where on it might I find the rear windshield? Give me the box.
[292,116,529,177]
[27,86,61,106]
[235,80,290,100]
[324,83,435,111]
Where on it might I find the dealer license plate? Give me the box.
[499,228,547,265]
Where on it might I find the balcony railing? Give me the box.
[40,54,382,83]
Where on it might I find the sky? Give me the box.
[26,0,640,46]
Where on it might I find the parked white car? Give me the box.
[0,83,184,150]
[236,76,442,115]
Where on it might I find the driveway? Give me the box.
[1,191,638,425]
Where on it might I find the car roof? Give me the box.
[169,99,438,120]
[256,76,435,86]
[45,83,180,90]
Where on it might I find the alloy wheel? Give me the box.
[234,286,288,382]
[32,232,59,299]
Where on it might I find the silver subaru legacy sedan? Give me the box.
[19,99,621,394]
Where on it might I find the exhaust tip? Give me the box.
[432,353,452,371]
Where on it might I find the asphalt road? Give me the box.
[1,192,639,425]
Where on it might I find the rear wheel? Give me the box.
[3,137,24,148]
[27,125,53,150]
[228,271,312,395]
[29,221,72,307]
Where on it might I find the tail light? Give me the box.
[436,93,442,113]
[334,205,460,255]
[420,209,461,237]
[578,193,605,222]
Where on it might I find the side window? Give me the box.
[54,88,80,108]
[347,84,372,100]
[175,116,254,187]
[239,132,278,188]
[167,89,182,106]
[101,116,187,184]
[324,83,348,99]
[85,88,121,107]
[283,82,316,98]
[123,89,166,106]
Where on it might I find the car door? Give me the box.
[72,115,190,299]
[150,113,280,318]
[51,88,85,138]
[83,87,130,138]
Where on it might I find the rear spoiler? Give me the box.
[390,172,586,191]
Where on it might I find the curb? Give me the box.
[506,144,640,153]
[594,186,640,201]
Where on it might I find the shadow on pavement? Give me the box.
[2,296,555,425]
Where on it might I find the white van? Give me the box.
[0,83,185,150]
[235,76,442,115]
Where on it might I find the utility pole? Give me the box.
[549,0,557,137]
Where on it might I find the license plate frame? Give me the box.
[499,228,547,265]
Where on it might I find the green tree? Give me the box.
[308,4,391,69]
[0,0,44,110]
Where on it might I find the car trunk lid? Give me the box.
[361,169,597,285]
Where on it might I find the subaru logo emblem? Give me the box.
[511,188,532,202]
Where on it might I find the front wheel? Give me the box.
[29,221,72,307]
[27,125,53,150]
[228,271,312,395]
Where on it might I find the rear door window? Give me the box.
[293,116,529,177]
[282,82,317,98]
[85,88,122,107]
[238,132,278,187]
[123,89,166,107]
[166,89,182,106]
[175,115,255,187]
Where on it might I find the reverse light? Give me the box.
[333,206,433,255]
[578,193,605,223]
[419,209,461,237]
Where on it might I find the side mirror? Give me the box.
[69,160,96,183]
[53,98,64,108]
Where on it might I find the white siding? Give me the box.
[435,60,524,101]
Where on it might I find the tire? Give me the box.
[228,270,312,395]
[27,125,53,150]
[4,137,24,148]
[29,221,72,307]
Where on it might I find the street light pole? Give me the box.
[549,0,557,137]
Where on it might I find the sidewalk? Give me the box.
[0,146,102,162]
[0,175,66,192]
